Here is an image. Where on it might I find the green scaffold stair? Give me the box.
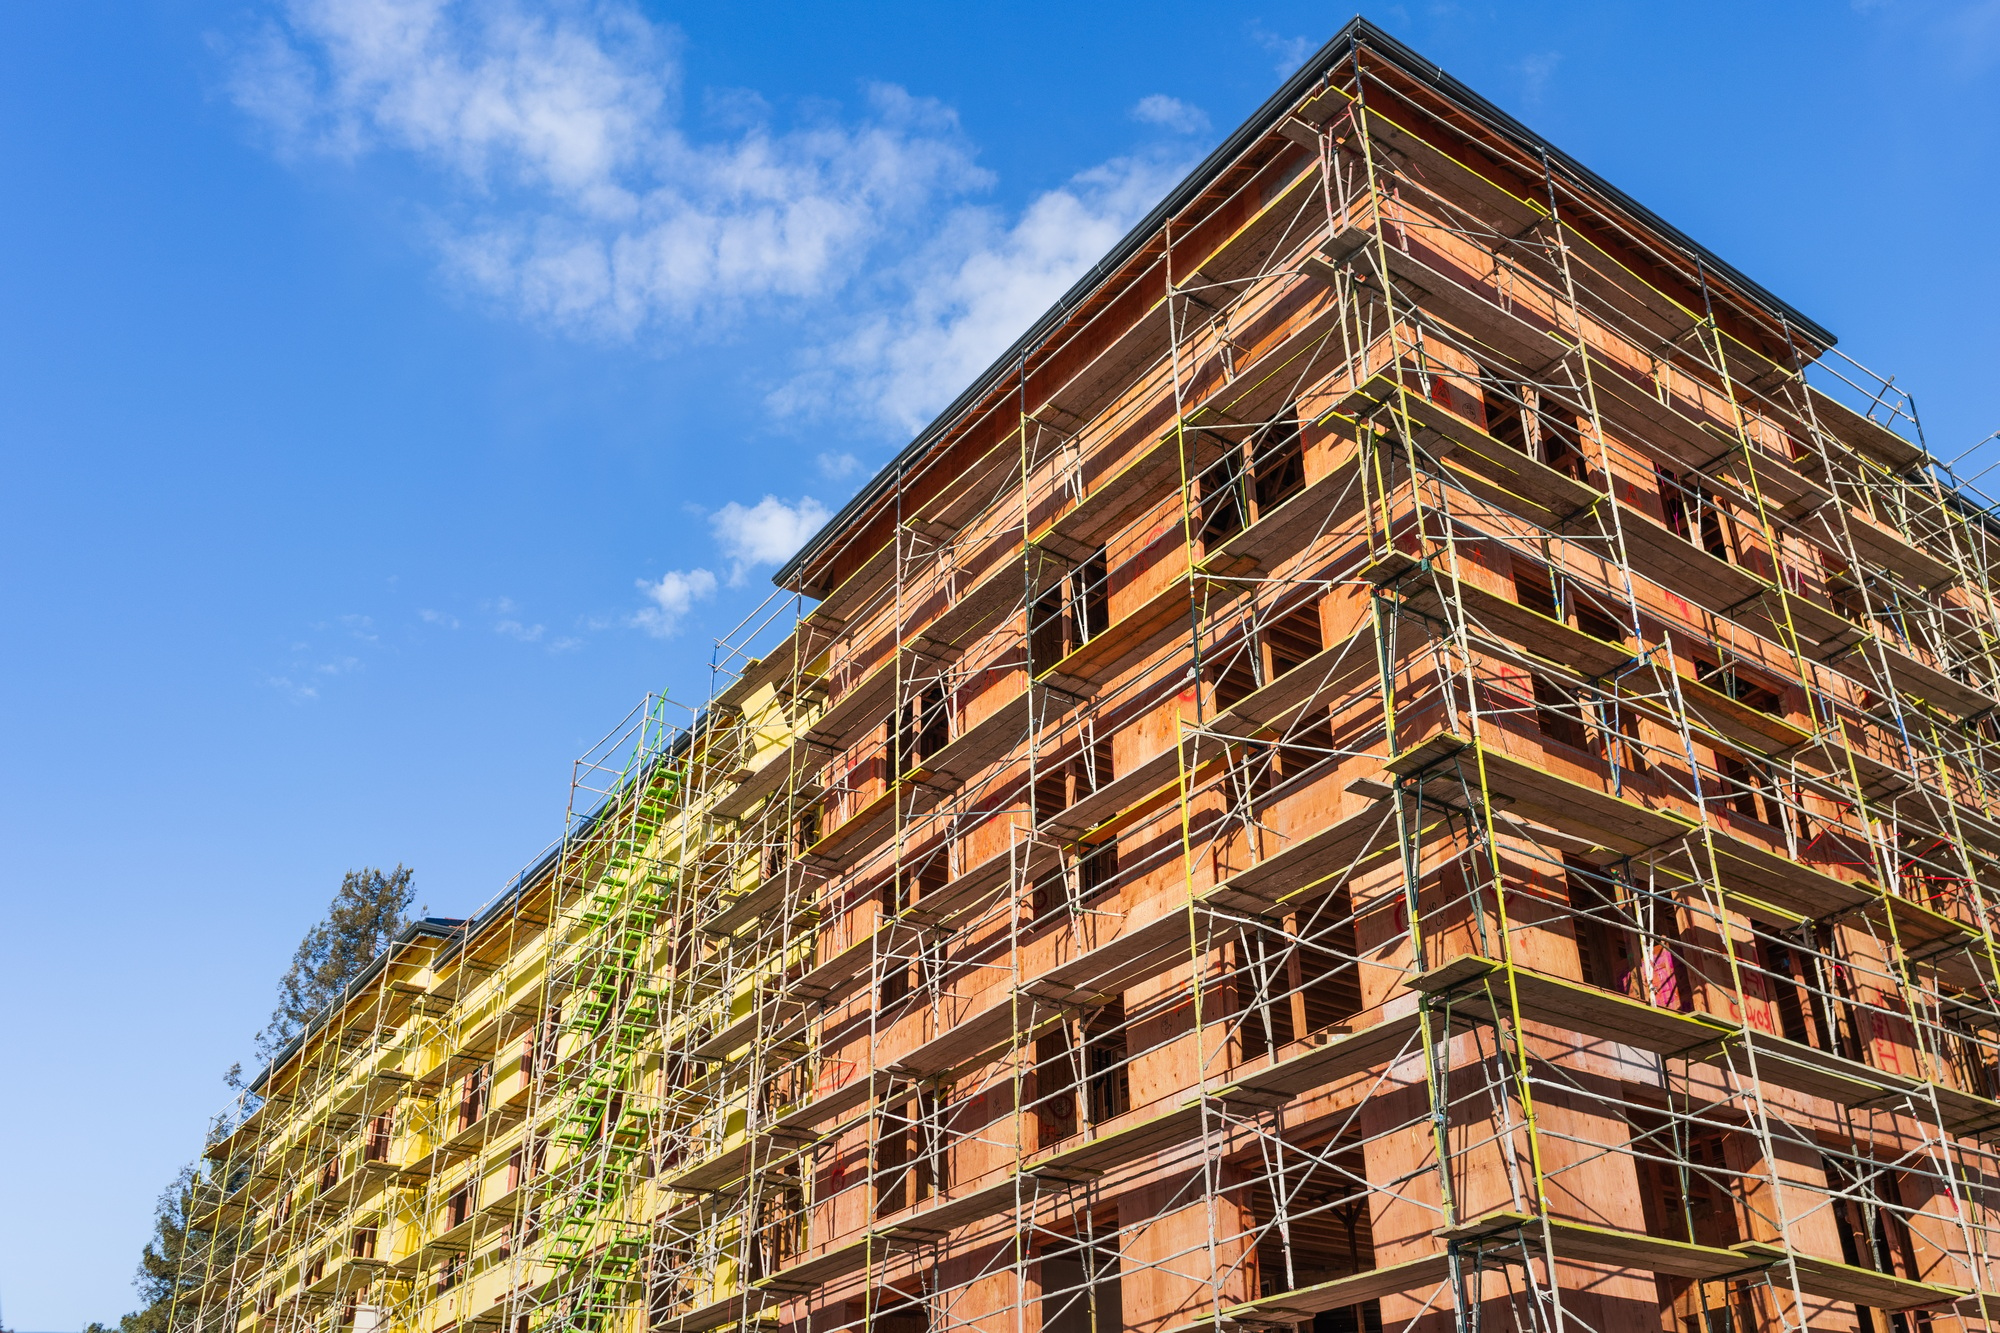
[535,702,685,1333]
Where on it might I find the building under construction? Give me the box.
[173,19,2000,1333]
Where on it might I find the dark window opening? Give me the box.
[751,1171,806,1281]
[1482,372,1530,453]
[457,1062,490,1131]
[1540,405,1589,483]
[1533,674,1591,752]
[1251,1138,1374,1297]
[445,1180,474,1230]
[1209,641,1262,713]
[1290,888,1363,1037]
[1694,487,1733,562]
[1656,464,1691,540]
[1198,450,1246,548]
[897,679,949,773]
[319,1155,339,1191]
[1041,1244,1122,1333]
[792,805,821,857]
[1637,1130,1741,1250]
[1267,604,1325,676]
[1566,860,1638,996]
[1574,602,1626,646]
[1715,753,1778,826]
[1030,585,1067,673]
[1313,1305,1384,1333]
[1076,731,1114,797]
[1514,564,1559,620]
[852,1294,931,1333]
[1758,930,1815,1048]
[1814,926,1868,1063]
[1083,1002,1129,1124]
[1253,418,1307,514]
[1696,659,1786,718]
[1068,548,1110,644]
[874,1102,913,1218]
[1032,1027,1080,1149]
[351,1226,377,1259]
[1237,931,1296,1060]
[1077,839,1118,903]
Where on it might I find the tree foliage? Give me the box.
[119,1163,196,1333]
[110,866,416,1330]
[253,864,416,1065]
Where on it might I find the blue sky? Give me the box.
[1,1,1996,1325]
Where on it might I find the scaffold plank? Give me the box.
[1040,734,1191,840]
[1229,1008,1428,1099]
[1039,574,1229,694]
[1441,1211,1759,1282]
[1206,452,1368,576]
[1733,1241,1965,1310]
[1340,371,1608,529]
[1407,954,1733,1056]
[1805,388,1926,473]
[1208,625,1387,739]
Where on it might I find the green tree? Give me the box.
[120,866,417,1329]
[119,1164,196,1333]
[253,864,416,1065]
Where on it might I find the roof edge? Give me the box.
[774,14,1834,594]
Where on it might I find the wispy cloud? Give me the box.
[1516,51,1562,105]
[265,654,362,703]
[775,152,1184,433]
[418,607,460,628]
[711,495,830,584]
[221,1,1205,440]
[223,0,989,337]
[1249,22,1315,77]
[1131,94,1208,135]
[494,617,545,641]
[817,451,861,480]
[632,567,717,636]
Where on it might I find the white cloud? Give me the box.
[632,567,717,636]
[1249,23,1315,77]
[711,495,829,583]
[494,618,545,641]
[418,607,460,628]
[817,451,861,480]
[778,153,1185,432]
[1131,94,1208,134]
[267,674,321,702]
[1516,52,1562,105]
[224,0,988,336]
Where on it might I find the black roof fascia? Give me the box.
[773,15,1834,593]
[247,915,465,1096]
